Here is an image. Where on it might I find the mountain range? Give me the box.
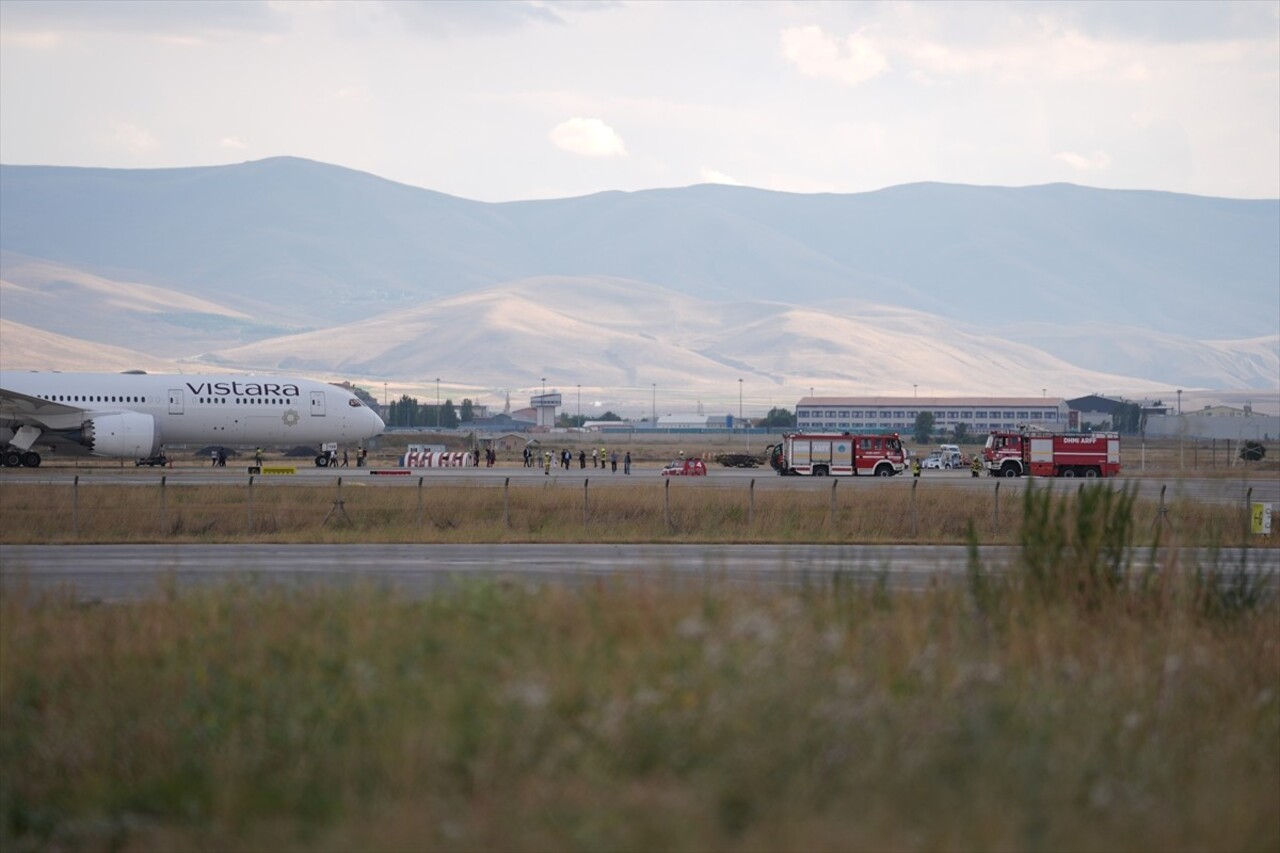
[1,157,1276,414]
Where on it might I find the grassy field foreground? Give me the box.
[2,484,1278,852]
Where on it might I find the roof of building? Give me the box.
[798,397,1066,407]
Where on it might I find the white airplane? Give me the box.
[0,370,385,468]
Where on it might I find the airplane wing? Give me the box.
[0,386,97,430]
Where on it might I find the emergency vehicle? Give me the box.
[767,432,905,477]
[982,429,1120,478]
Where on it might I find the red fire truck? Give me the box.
[982,429,1121,478]
[768,432,906,477]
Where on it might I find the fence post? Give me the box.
[247,475,254,532]
[830,478,838,524]
[665,478,672,532]
[911,477,918,537]
[417,476,424,526]
[504,477,511,529]
[749,478,755,527]
[993,480,1000,532]
[72,474,79,539]
[160,475,167,535]
[584,479,590,527]
[1245,487,1253,547]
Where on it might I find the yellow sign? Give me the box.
[261,465,297,476]
[1252,503,1272,536]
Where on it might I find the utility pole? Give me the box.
[435,378,440,428]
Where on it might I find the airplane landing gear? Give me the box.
[3,449,39,467]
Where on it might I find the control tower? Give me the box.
[530,392,561,428]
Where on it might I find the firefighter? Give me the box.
[971,453,983,477]
[912,456,922,477]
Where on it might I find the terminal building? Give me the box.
[796,397,1072,435]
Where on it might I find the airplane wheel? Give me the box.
[21,451,41,468]
[3,450,21,468]
[315,455,329,467]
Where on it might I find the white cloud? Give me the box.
[780,25,889,86]
[549,118,628,158]
[101,121,158,155]
[1055,150,1112,172]
[699,169,741,186]
[219,137,247,150]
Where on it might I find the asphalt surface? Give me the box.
[3,543,1274,602]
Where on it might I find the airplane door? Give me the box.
[168,388,184,415]
[310,391,326,417]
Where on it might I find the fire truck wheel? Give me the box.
[875,465,893,477]
[1062,467,1077,478]
[812,466,828,477]
[1000,463,1020,478]
[1084,467,1100,479]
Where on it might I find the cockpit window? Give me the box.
[348,398,364,408]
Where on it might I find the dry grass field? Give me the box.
[0,477,1273,548]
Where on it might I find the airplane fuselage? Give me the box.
[0,370,385,464]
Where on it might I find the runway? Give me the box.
[2,543,1274,602]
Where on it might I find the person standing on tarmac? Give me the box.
[971,453,983,477]
[579,449,586,469]
[610,450,618,473]
[624,451,631,474]
[912,456,922,477]
[544,450,552,475]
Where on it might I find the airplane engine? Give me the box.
[81,412,161,458]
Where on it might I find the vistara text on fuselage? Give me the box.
[0,370,385,467]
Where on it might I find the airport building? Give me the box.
[796,397,1071,435]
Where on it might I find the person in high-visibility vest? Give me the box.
[971,454,983,477]
[912,457,922,477]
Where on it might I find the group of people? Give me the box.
[520,445,633,475]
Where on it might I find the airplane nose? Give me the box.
[368,408,386,435]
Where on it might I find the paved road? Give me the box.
[3,465,1276,507]
[3,543,1274,602]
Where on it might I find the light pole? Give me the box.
[1177,389,1184,469]
[435,378,440,429]
[913,384,917,399]
[577,384,581,425]
[738,379,743,448]
[651,383,656,427]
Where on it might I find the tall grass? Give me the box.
[2,483,1277,852]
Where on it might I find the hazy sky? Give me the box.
[2,0,1277,202]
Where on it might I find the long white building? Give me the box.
[796,397,1071,434]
